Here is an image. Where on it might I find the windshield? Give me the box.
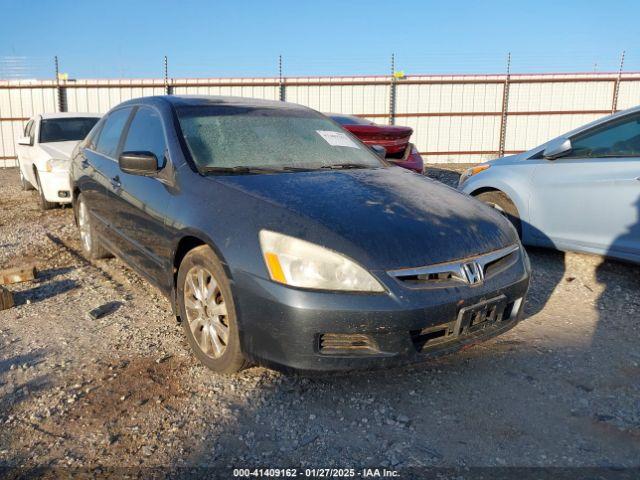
[39,117,100,143]
[176,105,383,172]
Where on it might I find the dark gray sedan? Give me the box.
[70,96,530,373]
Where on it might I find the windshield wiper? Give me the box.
[200,166,284,175]
[318,163,370,170]
[201,165,318,175]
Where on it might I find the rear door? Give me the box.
[530,112,640,258]
[113,106,175,288]
[83,107,134,247]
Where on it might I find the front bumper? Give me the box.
[38,169,72,203]
[232,247,530,372]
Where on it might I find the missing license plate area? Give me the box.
[454,296,507,336]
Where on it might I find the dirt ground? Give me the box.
[0,165,639,475]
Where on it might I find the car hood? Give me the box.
[211,167,518,269]
[39,140,79,159]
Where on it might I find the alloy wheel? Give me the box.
[183,266,229,359]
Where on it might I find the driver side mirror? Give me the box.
[17,136,33,146]
[119,151,160,176]
[542,138,572,160]
[371,144,386,158]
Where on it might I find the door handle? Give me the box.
[81,158,89,169]
[110,175,121,189]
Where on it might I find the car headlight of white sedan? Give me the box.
[44,158,69,173]
[259,230,384,292]
[458,163,491,187]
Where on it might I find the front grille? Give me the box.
[318,333,379,356]
[388,244,520,289]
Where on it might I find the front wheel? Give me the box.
[76,194,111,260]
[34,171,57,210]
[177,245,247,374]
[475,190,522,238]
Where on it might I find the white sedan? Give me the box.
[17,112,100,209]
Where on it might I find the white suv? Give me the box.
[17,113,100,209]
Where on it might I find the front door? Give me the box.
[112,106,175,290]
[530,112,640,259]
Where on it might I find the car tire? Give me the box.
[20,170,34,191]
[34,171,57,210]
[177,245,247,374]
[475,190,522,238]
[76,194,111,260]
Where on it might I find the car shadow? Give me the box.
[12,279,79,306]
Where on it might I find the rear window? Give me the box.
[39,117,100,143]
[176,105,382,170]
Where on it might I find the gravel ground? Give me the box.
[0,165,639,474]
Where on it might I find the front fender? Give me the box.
[460,173,533,240]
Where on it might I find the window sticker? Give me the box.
[316,130,360,149]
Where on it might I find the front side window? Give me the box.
[122,107,167,164]
[95,108,132,158]
[176,105,382,171]
[39,117,100,143]
[567,114,640,158]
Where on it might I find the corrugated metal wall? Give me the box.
[2,72,640,167]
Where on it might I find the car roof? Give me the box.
[325,112,359,120]
[39,112,100,120]
[122,95,312,111]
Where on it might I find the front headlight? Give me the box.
[458,163,491,186]
[44,158,69,173]
[259,230,384,292]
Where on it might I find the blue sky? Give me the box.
[1,0,638,79]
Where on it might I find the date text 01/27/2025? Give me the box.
[232,468,400,478]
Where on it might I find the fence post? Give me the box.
[278,55,286,101]
[54,56,67,112]
[388,53,396,125]
[498,52,511,157]
[164,56,173,95]
[611,50,625,114]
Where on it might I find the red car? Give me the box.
[328,114,424,173]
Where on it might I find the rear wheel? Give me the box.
[475,190,522,238]
[177,245,247,374]
[34,171,57,210]
[76,194,111,260]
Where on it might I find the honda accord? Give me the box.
[70,96,530,373]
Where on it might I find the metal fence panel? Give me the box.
[2,73,640,167]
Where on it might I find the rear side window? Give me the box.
[85,117,105,150]
[95,108,132,158]
[122,107,167,164]
[568,113,640,158]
